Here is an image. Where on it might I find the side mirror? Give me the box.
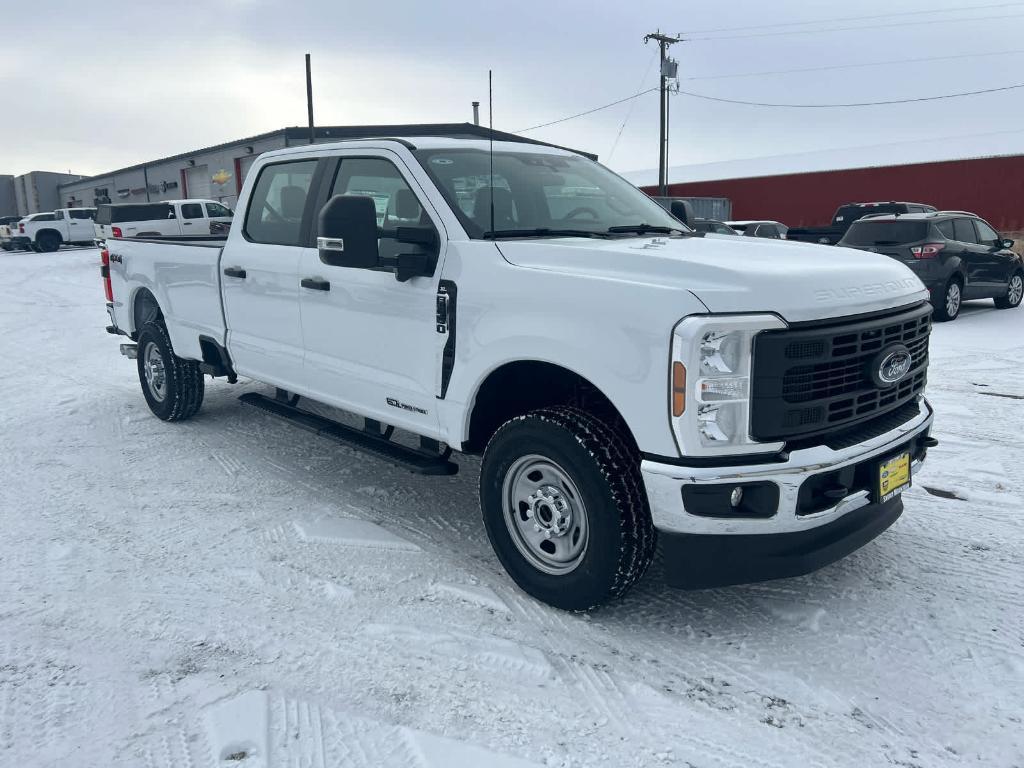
[1001,238,1014,250]
[317,195,380,268]
[669,200,695,227]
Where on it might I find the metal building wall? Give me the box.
[649,155,1024,231]
[0,175,15,217]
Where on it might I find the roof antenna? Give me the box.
[489,69,495,235]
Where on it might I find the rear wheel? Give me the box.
[37,232,61,252]
[933,277,962,322]
[136,322,205,421]
[994,271,1023,309]
[480,406,655,611]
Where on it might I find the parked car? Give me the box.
[727,220,788,239]
[838,211,1023,321]
[693,218,738,236]
[0,216,22,251]
[9,212,55,251]
[23,207,98,252]
[101,135,935,610]
[789,201,937,245]
[94,199,233,241]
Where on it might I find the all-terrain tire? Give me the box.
[37,232,61,253]
[136,321,205,421]
[994,271,1023,309]
[932,277,962,322]
[480,406,655,611]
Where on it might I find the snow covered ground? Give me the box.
[1,247,1021,768]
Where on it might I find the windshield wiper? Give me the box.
[607,224,687,236]
[482,228,612,240]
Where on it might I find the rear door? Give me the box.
[297,152,445,435]
[179,202,206,235]
[221,157,319,391]
[67,208,95,243]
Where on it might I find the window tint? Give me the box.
[330,158,426,228]
[33,214,56,222]
[713,223,736,235]
[69,209,94,220]
[181,203,204,219]
[935,220,955,240]
[206,202,232,218]
[953,218,977,244]
[107,204,174,223]
[244,160,317,246]
[974,219,1000,245]
[841,220,929,245]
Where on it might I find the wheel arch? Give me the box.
[130,287,163,339]
[34,227,63,243]
[463,359,638,454]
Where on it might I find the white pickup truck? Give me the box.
[13,207,97,251]
[94,199,234,241]
[102,136,936,610]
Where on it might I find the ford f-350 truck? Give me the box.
[101,136,936,610]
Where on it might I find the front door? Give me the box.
[298,153,445,436]
[951,217,989,294]
[221,158,319,391]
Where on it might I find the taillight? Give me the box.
[910,243,944,259]
[111,226,123,238]
[100,248,113,302]
[18,223,24,233]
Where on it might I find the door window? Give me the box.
[935,220,955,240]
[329,158,427,228]
[206,202,232,218]
[953,218,978,244]
[69,209,94,220]
[180,203,204,219]
[55,210,65,220]
[244,160,318,246]
[974,219,1000,246]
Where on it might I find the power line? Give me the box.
[684,48,1024,82]
[675,81,1024,108]
[688,11,1024,41]
[686,1,1024,34]
[517,88,658,133]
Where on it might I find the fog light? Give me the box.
[730,486,744,508]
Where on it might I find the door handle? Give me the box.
[223,266,247,278]
[301,277,331,291]
[183,222,193,226]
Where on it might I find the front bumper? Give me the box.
[641,398,934,585]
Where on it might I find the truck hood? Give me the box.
[496,234,928,322]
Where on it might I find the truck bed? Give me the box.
[106,236,227,362]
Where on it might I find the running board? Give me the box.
[238,392,458,476]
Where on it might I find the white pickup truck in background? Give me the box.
[94,199,233,240]
[101,135,936,610]
[10,210,98,252]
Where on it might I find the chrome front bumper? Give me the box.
[641,398,934,536]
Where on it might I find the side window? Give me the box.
[69,209,93,220]
[206,202,232,218]
[55,210,65,220]
[180,203,204,219]
[244,160,318,246]
[330,157,427,229]
[953,218,978,244]
[974,219,1000,246]
[935,220,955,240]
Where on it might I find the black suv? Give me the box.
[838,211,1023,321]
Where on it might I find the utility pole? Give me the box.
[472,101,481,125]
[644,31,681,197]
[305,53,315,145]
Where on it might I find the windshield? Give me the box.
[413,148,688,239]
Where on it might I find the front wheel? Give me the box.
[480,407,655,611]
[933,278,962,322]
[136,322,205,421]
[994,271,1023,309]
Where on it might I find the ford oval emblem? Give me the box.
[870,344,913,387]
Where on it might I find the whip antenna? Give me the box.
[489,69,495,235]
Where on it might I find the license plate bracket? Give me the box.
[878,451,911,503]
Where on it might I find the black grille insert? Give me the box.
[751,303,931,442]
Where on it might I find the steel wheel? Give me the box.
[502,454,589,575]
[945,281,961,318]
[142,341,167,402]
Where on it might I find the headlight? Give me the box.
[670,314,787,457]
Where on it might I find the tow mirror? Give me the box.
[669,199,695,228]
[1001,238,1015,250]
[317,195,380,268]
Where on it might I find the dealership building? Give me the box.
[57,123,585,212]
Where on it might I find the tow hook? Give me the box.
[119,343,138,359]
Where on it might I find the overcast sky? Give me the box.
[4,0,1024,178]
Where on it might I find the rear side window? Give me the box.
[244,160,318,246]
[935,220,955,239]
[206,202,232,218]
[180,203,204,219]
[953,218,977,244]
[842,220,929,245]
[108,204,174,223]
[69,209,94,220]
